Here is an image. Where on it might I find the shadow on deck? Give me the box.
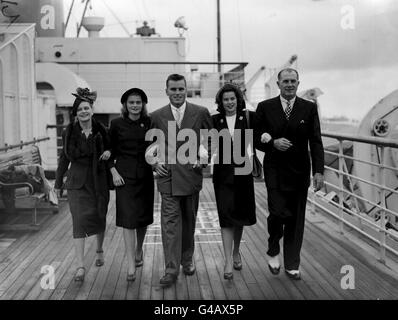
[0,179,397,300]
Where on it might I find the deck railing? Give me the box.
[0,137,50,153]
[308,131,398,264]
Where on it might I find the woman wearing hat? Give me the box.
[55,88,112,282]
[109,88,154,281]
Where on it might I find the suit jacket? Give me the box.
[55,120,111,193]
[255,96,324,191]
[108,116,153,180]
[149,102,213,196]
[212,110,256,185]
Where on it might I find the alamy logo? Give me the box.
[145,121,254,175]
[40,265,55,290]
[340,5,355,30]
[1,2,56,28]
[40,5,55,30]
[340,265,355,290]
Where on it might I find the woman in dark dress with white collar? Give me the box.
[212,83,257,280]
[109,88,154,281]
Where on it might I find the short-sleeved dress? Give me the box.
[211,111,257,228]
[109,116,154,229]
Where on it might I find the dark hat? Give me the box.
[71,88,96,116]
[72,87,97,104]
[120,88,148,104]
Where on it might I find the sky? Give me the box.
[63,0,398,120]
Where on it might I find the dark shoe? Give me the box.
[268,263,280,275]
[127,271,136,282]
[95,250,104,267]
[182,263,196,276]
[160,273,177,286]
[74,267,85,282]
[285,270,301,280]
[233,252,242,271]
[135,250,144,268]
[224,272,233,280]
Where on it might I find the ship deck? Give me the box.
[0,179,397,300]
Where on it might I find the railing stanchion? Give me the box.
[378,146,386,264]
[338,139,344,234]
[310,188,316,215]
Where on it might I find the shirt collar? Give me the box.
[280,95,296,106]
[170,101,186,114]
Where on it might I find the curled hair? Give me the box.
[215,83,246,115]
[121,93,148,119]
[71,98,93,117]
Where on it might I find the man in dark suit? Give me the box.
[149,74,213,285]
[255,68,324,280]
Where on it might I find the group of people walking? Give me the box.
[55,68,324,285]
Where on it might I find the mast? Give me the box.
[77,0,91,37]
[65,0,75,36]
[217,0,222,75]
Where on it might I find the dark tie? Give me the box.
[285,101,292,120]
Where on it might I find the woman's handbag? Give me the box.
[245,110,263,179]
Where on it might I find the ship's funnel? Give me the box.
[0,0,64,37]
[82,16,105,38]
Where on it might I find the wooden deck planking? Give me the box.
[192,241,215,300]
[246,215,318,300]
[0,212,71,299]
[0,179,397,299]
[253,182,372,300]
[200,189,240,300]
[305,223,398,299]
[250,184,333,300]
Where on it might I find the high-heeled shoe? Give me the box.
[127,271,136,282]
[95,250,104,267]
[135,250,144,268]
[74,267,85,282]
[233,252,242,270]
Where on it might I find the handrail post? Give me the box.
[338,139,344,234]
[378,146,386,264]
[310,187,316,215]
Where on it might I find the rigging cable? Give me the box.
[101,0,131,37]
[236,0,244,63]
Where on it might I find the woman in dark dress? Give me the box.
[212,83,257,280]
[55,88,111,282]
[109,88,154,281]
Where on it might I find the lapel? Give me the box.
[271,96,288,128]
[235,111,245,130]
[180,102,198,130]
[216,114,228,131]
[159,104,175,130]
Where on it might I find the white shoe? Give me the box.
[267,254,280,269]
[285,269,299,275]
[285,269,301,280]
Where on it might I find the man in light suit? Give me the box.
[149,74,213,285]
[255,68,324,280]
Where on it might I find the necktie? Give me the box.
[285,101,292,120]
[175,108,182,127]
